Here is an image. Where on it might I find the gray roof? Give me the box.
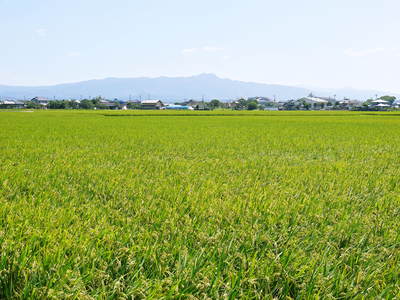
[141,100,163,104]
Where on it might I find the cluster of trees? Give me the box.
[26,97,123,110]
[234,98,260,110]
[363,95,397,106]
[205,98,267,110]
[78,97,110,109]
[24,101,43,109]
[208,99,223,109]
[47,100,80,109]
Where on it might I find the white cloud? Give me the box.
[344,48,385,57]
[35,28,47,37]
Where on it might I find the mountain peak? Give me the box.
[192,73,219,79]
[0,75,392,101]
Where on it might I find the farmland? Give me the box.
[1,110,400,298]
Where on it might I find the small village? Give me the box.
[0,94,399,111]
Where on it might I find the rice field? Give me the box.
[0,110,400,298]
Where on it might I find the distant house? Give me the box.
[183,100,207,110]
[140,100,164,110]
[31,97,49,107]
[98,100,120,110]
[227,101,240,109]
[302,96,329,105]
[0,100,25,109]
[248,97,273,104]
[375,103,391,110]
[371,99,390,105]
[280,100,298,110]
[297,96,329,110]
[338,99,362,110]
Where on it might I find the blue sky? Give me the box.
[1,0,400,92]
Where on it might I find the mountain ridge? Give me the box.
[0,74,397,101]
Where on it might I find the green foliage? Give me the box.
[235,98,248,110]
[24,101,41,109]
[247,101,258,110]
[91,96,104,104]
[379,95,396,104]
[208,99,221,109]
[127,102,141,109]
[235,98,261,110]
[47,100,79,109]
[78,99,95,109]
[1,110,400,298]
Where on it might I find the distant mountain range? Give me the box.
[0,74,397,101]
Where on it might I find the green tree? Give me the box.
[127,102,141,109]
[209,99,221,109]
[91,96,103,105]
[247,101,258,110]
[235,98,248,110]
[47,101,60,109]
[363,99,374,106]
[379,95,396,104]
[69,101,79,109]
[25,101,41,109]
[48,100,71,109]
[79,100,95,109]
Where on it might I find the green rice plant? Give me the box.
[0,110,399,298]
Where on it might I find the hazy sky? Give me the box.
[1,0,400,92]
